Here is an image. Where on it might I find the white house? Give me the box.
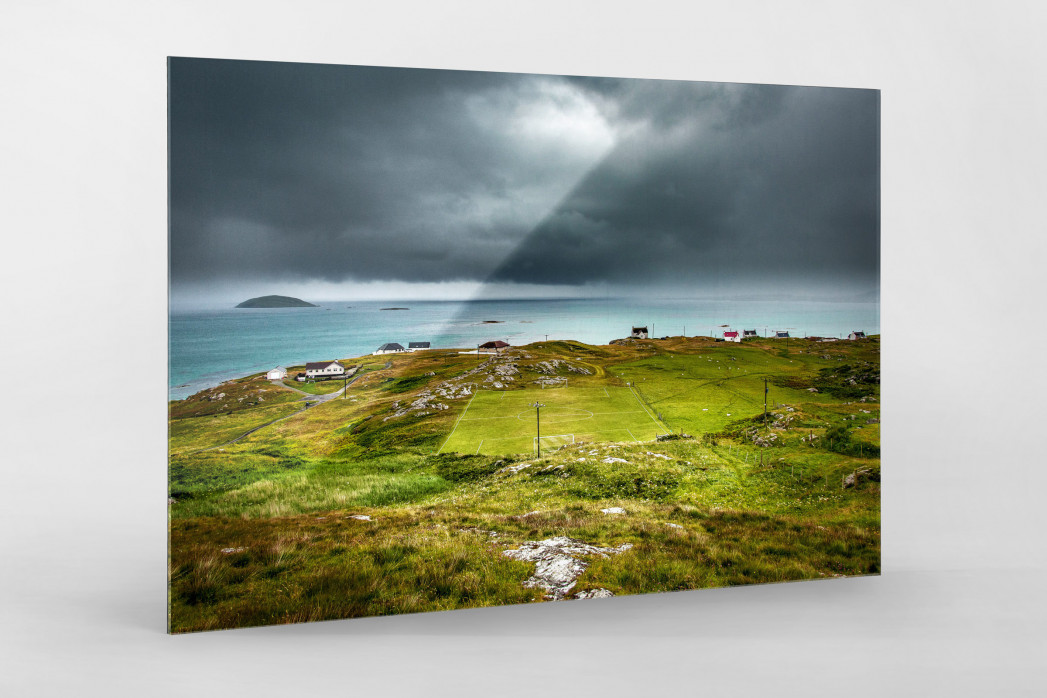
[742,329,758,339]
[304,361,345,379]
[630,326,648,339]
[374,342,406,355]
[408,341,431,352]
[775,331,790,339]
[266,366,287,380]
[848,331,867,340]
[723,331,741,343]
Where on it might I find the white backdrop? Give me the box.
[2,1,1045,695]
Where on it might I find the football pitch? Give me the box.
[438,387,671,455]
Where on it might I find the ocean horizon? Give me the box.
[169,297,879,400]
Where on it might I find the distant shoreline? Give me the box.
[170,333,879,402]
[170,298,880,400]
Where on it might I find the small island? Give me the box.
[380,307,409,311]
[235,295,317,308]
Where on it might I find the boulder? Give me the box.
[575,588,614,599]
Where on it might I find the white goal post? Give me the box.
[534,433,575,452]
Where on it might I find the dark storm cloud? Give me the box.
[169,59,878,295]
[490,81,880,289]
[170,58,612,287]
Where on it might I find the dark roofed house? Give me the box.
[630,326,648,339]
[742,329,758,338]
[408,341,431,351]
[374,342,406,355]
[304,361,345,379]
[479,340,510,353]
[848,331,867,341]
[775,331,790,338]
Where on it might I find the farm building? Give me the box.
[374,343,406,355]
[775,331,790,339]
[408,341,431,351]
[266,366,287,380]
[479,340,510,353]
[304,361,345,379]
[848,331,867,340]
[742,329,758,338]
[630,326,648,339]
[723,331,741,343]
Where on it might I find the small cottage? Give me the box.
[775,331,790,339]
[723,331,741,343]
[479,340,510,353]
[742,329,758,339]
[630,326,648,339]
[266,366,287,380]
[304,361,345,379]
[408,341,431,352]
[374,343,406,355]
[848,331,867,340]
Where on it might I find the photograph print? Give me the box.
[168,57,880,633]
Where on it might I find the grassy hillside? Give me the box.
[168,336,880,632]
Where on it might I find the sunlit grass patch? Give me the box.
[169,402,304,454]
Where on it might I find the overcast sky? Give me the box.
[169,58,879,305]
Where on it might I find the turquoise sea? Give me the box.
[169,298,879,400]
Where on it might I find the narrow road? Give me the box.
[190,369,372,454]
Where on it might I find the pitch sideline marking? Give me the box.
[626,428,640,443]
[461,410,644,422]
[515,408,593,422]
[437,391,477,453]
[478,428,640,444]
[630,387,670,435]
[475,439,484,454]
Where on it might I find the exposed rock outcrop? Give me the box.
[503,536,633,600]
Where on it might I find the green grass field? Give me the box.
[612,342,874,436]
[439,387,670,455]
[169,336,880,632]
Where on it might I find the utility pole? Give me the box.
[343,369,347,398]
[763,377,768,426]
[545,334,549,342]
[533,401,545,456]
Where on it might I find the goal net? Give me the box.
[538,378,567,388]
[534,433,575,452]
